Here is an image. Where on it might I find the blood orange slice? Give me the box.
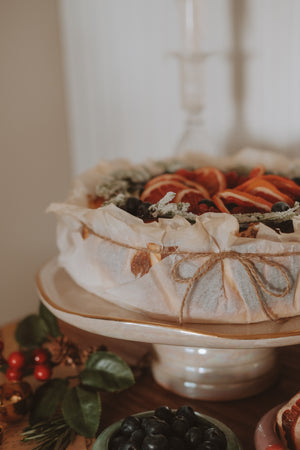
[145,173,190,188]
[193,167,227,196]
[175,188,209,214]
[145,173,209,193]
[224,170,240,189]
[248,165,265,178]
[140,180,186,203]
[237,178,294,206]
[175,168,196,180]
[212,190,273,214]
[261,175,300,200]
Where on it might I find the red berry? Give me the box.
[34,364,52,381]
[6,366,23,381]
[7,351,26,369]
[32,348,49,365]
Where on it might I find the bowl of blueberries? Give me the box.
[92,405,243,450]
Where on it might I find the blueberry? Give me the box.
[271,202,290,212]
[141,433,168,450]
[292,176,300,186]
[277,220,294,233]
[120,416,141,436]
[175,405,197,426]
[136,202,152,219]
[203,427,226,449]
[168,435,188,450]
[171,415,190,437]
[109,434,128,450]
[195,441,220,450]
[154,406,174,424]
[130,429,145,446]
[142,417,170,436]
[118,442,139,450]
[125,197,143,214]
[185,426,204,446]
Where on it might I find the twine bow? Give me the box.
[170,250,295,323]
[81,224,300,324]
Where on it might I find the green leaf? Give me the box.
[39,303,61,338]
[80,351,135,392]
[15,314,49,348]
[29,378,69,425]
[62,386,101,438]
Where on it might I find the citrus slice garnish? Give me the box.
[145,173,191,188]
[140,180,186,203]
[175,168,196,180]
[236,178,294,206]
[193,167,227,196]
[175,188,210,214]
[224,170,240,189]
[248,165,265,178]
[261,175,300,200]
[145,173,209,193]
[212,190,273,214]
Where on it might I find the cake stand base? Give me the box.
[151,345,278,401]
[36,258,300,402]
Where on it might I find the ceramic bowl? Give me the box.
[92,410,243,449]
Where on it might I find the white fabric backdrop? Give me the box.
[59,0,300,174]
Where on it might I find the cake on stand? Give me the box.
[40,1,300,402]
[36,258,300,401]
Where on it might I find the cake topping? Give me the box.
[89,161,300,233]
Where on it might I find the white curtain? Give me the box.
[59,0,300,174]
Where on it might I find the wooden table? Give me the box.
[1,320,299,450]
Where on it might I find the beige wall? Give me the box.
[0,1,70,326]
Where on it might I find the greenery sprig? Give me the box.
[21,413,76,450]
[9,303,135,448]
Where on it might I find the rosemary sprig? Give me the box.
[21,413,76,450]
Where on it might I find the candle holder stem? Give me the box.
[174,0,213,154]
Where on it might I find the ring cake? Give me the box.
[48,148,300,324]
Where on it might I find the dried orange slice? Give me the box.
[236,178,294,206]
[193,167,227,196]
[175,188,209,214]
[261,175,300,200]
[146,173,209,193]
[145,173,189,188]
[248,165,265,178]
[140,180,186,203]
[224,170,240,188]
[175,168,196,180]
[212,190,272,214]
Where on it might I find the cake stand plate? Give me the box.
[36,258,300,401]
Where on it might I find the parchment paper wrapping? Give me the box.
[47,148,300,324]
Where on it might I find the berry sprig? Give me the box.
[0,303,136,449]
[0,345,53,382]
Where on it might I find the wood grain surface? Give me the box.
[1,320,299,450]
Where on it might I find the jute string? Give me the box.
[81,225,300,324]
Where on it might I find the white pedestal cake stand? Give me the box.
[36,258,300,401]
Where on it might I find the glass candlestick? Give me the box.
[174,0,213,155]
